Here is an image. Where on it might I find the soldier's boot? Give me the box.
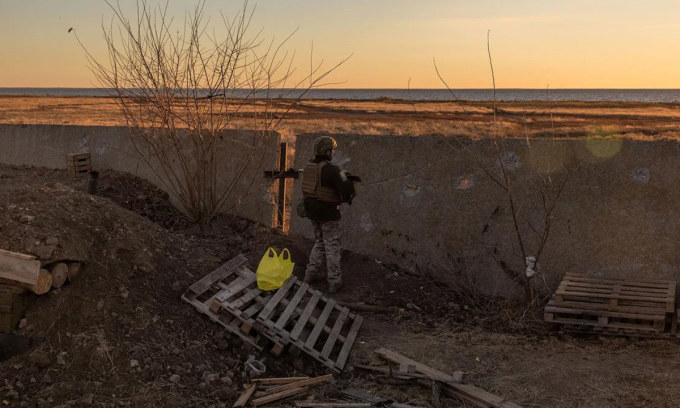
[328,279,343,295]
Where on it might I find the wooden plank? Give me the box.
[187,255,247,297]
[259,277,297,321]
[549,316,658,332]
[341,389,391,405]
[544,304,665,321]
[233,383,257,408]
[335,315,363,370]
[290,290,322,341]
[563,274,674,287]
[251,386,309,406]
[321,308,349,359]
[228,286,263,310]
[260,374,333,396]
[243,293,273,319]
[0,250,36,261]
[252,377,309,385]
[216,273,257,303]
[0,251,41,285]
[275,282,310,330]
[555,289,670,303]
[305,299,336,350]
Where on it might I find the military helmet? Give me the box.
[313,136,337,156]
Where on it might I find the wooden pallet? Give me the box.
[66,152,92,178]
[545,297,667,334]
[256,276,363,372]
[556,273,676,313]
[181,255,272,351]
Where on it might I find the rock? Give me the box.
[447,302,462,312]
[56,355,67,366]
[293,358,304,372]
[169,374,181,383]
[18,319,27,329]
[171,348,181,355]
[42,374,52,384]
[220,376,233,386]
[165,396,186,407]
[323,384,341,399]
[406,302,421,312]
[137,195,148,201]
[96,300,105,311]
[216,340,229,351]
[77,394,94,405]
[35,245,56,259]
[45,237,59,246]
[29,351,52,368]
[120,292,129,299]
[171,282,182,292]
[129,360,139,368]
[19,215,34,224]
[217,389,235,401]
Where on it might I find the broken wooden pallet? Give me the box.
[256,275,363,372]
[185,256,364,370]
[556,273,676,313]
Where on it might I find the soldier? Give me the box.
[301,136,356,294]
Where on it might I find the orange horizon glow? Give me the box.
[2,1,680,89]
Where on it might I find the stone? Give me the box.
[45,237,59,246]
[447,302,462,312]
[77,394,94,405]
[35,245,56,260]
[42,374,52,384]
[171,282,182,292]
[56,355,66,366]
[169,374,181,383]
[129,360,139,368]
[220,376,232,386]
[165,396,186,407]
[28,351,52,368]
[19,215,34,224]
[323,384,341,399]
[18,319,27,329]
[216,340,229,351]
[96,300,105,311]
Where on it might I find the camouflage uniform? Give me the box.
[304,220,342,283]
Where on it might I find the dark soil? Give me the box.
[2,164,680,408]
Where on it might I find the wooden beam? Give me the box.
[260,374,333,396]
[0,250,40,285]
[252,377,309,385]
[233,383,257,408]
[251,386,309,406]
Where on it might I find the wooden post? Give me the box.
[277,142,288,230]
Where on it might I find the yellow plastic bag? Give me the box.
[256,248,294,291]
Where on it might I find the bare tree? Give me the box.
[75,0,349,227]
[411,31,572,307]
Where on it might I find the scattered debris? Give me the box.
[234,375,333,407]
[374,348,523,408]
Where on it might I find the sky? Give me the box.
[2,0,680,89]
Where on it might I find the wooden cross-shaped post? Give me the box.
[264,142,299,230]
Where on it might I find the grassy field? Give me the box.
[2,95,680,140]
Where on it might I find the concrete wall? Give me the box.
[0,124,280,226]
[290,134,680,296]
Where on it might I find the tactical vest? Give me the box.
[302,161,341,203]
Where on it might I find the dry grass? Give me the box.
[2,96,680,140]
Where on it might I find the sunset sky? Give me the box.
[2,0,680,89]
